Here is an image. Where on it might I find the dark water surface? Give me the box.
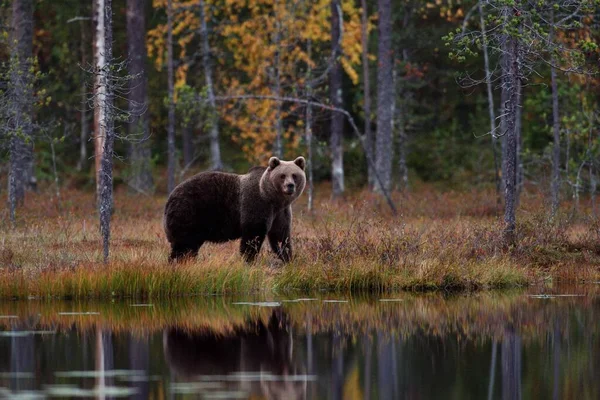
[0,286,599,399]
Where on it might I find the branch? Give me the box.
[211,94,398,215]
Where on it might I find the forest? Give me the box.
[1,0,600,297]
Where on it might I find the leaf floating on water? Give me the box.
[281,298,319,303]
[44,384,138,398]
[192,373,318,382]
[0,388,45,399]
[55,370,146,378]
[169,382,225,394]
[0,315,18,319]
[203,391,248,399]
[0,372,34,379]
[231,302,281,307]
[57,312,100,316]
[0,331,55,337]
[528,294,585,299]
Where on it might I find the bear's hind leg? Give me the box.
[169,241,203,263]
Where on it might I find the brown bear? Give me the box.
[163,156,306,262]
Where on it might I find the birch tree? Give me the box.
[93,0,106,202]
[97,0,115,263]
[330,0,344,197]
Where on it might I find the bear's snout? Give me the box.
[285,183,295,194]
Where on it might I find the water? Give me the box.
[0,286,599,399]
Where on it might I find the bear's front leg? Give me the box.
[240,221,267,263]
[268,208,292,263]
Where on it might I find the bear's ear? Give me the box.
[294,156,306,171]
[268,157,281,170]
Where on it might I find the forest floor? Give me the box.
[0,184,599,299]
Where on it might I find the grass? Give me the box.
[0,183,599,299]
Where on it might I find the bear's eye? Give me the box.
[292,174,297,180]
[280,174,286,180]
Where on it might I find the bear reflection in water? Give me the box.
[163,309,307,399]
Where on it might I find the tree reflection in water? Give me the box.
[0,288,598,399]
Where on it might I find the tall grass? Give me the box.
[0,185,598,299]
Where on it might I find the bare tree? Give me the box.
[550,14,560,216]
[501,27,520,243]
[360,0,374,187]
[478,0,502,207]
[375,0,393,194]
[127,0,154,194]
[199,0,222,170]
[167,0,176,194]
[330,0,344,197]
[93,0,106,202]
[98,0,116,263]
[452,0,594,239]
[7,0,34,225]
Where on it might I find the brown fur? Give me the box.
[164,156,306,262]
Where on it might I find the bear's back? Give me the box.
[164,171,243,243]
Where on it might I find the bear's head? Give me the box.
[261,156,306,203]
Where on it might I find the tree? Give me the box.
[93,0,106,202]
[449,0,596,240]
[166,0,176,193]
[550,13,560,216]
[478,0,501,207]
[199,0,222,170]
[360,0,374,187]
[127,0,154,194]
[97,0,116,263]
[7,0,34,225]
[375,0,393,194]
[330,0,344,197]
[76,2,90,173]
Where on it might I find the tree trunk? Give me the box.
[515,81,523,206]
[272,17,283,159]
[330,0,345,197]
[396,6,412,192]
[127,0,154,194]
[502,23,519,243]
[166,0,176,194]
[182,123,194,168]
[361,0,374,187]
[479,0,501,208]
[93,0,106,204]
[8,0,34,225]
[375,0,393,194]
[550,22,560,217]
[76,4,89,172]
[199,0,222,170]
[99,0,115,263]
[306,40,314,212]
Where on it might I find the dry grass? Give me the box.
[0,184,598,299]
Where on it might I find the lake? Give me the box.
[0,285,598,399]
